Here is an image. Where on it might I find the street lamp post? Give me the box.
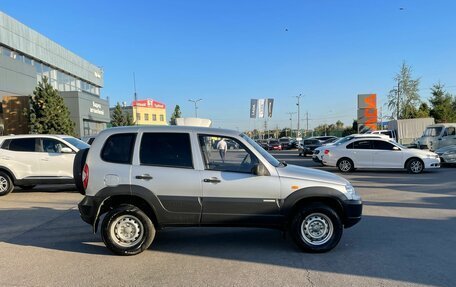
[188,99,202,118]
[296,94,302,138]
[287,112,296,138]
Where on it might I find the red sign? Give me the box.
[132,99,166,109]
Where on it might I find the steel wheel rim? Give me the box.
[110,215,144,248]
[301,213,333,246]
[339,160,351,172]
[0,176,8,192]
[411,160,423,173]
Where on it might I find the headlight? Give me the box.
[345,183,361,200]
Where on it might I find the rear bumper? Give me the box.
[342,200,362,228]
[78,196,103,226]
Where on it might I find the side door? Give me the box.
[130,132,202,225]
[0,138,39,179]
[372,140,403,168]
[38,138,75,178]
[198,134,281,225]
[347,140,373,167]
[439,127,456,149]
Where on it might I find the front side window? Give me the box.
[7,138,37,152]
[42,138,70,153]
[199,135,258,173]
[444,127,455,136]
[101,133,136,164]
[372,140,396,150]
[140,133,193,168]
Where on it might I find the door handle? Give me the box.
[135,174,153,180]
[0,156,11,160]
[41,158,49,161]
[203,177,221,183]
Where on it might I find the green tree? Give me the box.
[415,102,430,118]
[335,120,344,130]
[28,77,75,135]
[111,102,126,127]
[388,62,421,119]
[170,105,182,125]
[429,83,455,123]
[125,111,135,126]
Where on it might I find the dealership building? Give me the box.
[0,11,109,136]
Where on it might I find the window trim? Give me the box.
[100,133,137,165]
[138,132,194,169]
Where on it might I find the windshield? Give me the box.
[423,127,443,137]
[62,137,90,150]
[241,134,280,167]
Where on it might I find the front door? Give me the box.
[130,132,202,225]
[39,138,75,178]
[198,135,281,225]
[372,140,403,168]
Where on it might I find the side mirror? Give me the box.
[392,146,400,151]
[61,147,73,153]
[252,163,270,176]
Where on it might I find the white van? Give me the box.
[416,123,456,151]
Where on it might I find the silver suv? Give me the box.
[77,126,362,255]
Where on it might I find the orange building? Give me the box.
[132,99,167,125]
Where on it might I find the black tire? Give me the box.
[337,158,354,173]
[73,148,89,195]
[290,203,343,253]
[406,158,424,174]
[18,185,36,190]
[0,171,14,196]
[101,205,155,256]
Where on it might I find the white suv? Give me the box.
[0,134,89,196]
[322,137,440,173]
[77,126,362,255]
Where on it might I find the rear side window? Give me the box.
[101,133,136,164]
[6,138,37,152]
[352,140,372,150]
[140,133,193,168]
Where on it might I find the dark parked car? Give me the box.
[255,139,269,150]
[298,139,322,156]
[268,139,282,151]
[279,137,293,150]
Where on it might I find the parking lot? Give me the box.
[0,150,455,287]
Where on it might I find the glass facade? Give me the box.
[1,45,100,96]
[83,120,107,136]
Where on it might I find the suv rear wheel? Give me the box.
[290,203,343,253]
[101,205,155,256]
[0,171,14,196]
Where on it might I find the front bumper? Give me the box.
[342,200,362,228]
[423,158,441,169]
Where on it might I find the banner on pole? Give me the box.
[258,99,265,118]
[266,98,274,117]
[250,99,258,118]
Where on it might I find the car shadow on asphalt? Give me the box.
[2,208,455,287]
[11,184,78,194]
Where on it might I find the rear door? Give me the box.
[347,140,373,167]
[130,132,202,225]
[372,140,403,168]
[0,138,40,179]
[198,134,281,225]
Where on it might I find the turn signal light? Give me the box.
[324,150,330,155]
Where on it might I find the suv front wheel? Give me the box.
[290,203,343,253]
[101,205,155,256]
[0,171,14,196]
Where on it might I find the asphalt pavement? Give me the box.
[0,151,455,287]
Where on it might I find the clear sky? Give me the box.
[2,0,456,131]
